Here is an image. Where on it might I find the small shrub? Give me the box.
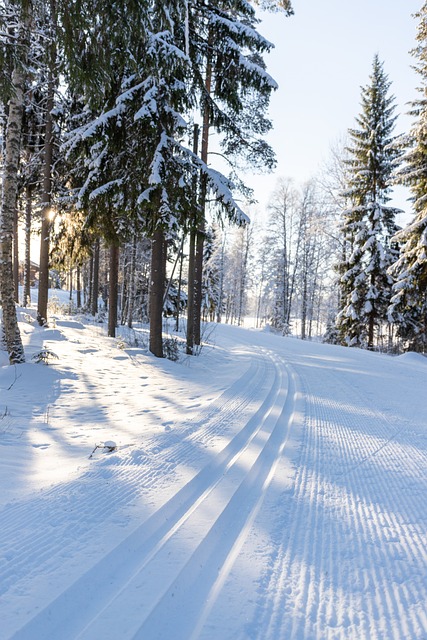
[32,349,59,365]
[95,309,107,323]
[116,338,127,350]
[163,337,180,361]
[47,295,62,315]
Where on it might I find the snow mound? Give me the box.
[396,352,427,364]
[54,320,85,330]
[42,328,67,341]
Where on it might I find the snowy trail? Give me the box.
[9,350,293,639]
[4,325,303,640]
[2,322,427,639]
[245,337,427,640]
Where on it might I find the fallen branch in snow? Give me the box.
[89,441,117,458]
[1,366,22,391]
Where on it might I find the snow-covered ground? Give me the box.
[1,303,426,639]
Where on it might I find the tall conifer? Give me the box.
[388,3,427,351]
[337,55,401,349]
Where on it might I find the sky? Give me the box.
[248,0,422,221]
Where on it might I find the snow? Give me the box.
[1,301,426,639]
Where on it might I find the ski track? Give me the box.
[252,351,427,640]
[2,343,295,639]
[2,329,427,640]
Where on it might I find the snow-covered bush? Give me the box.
[163,337,180,362]
[32,349,59,365]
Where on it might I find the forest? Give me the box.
[1,0,427,363]
[1,4,427,639]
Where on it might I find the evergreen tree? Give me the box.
[201,225,223,322]
[388,3,427,351]
[37,0,58,326]
[62,1,256,356]
[336,55,401,349]
[185,0,281,351]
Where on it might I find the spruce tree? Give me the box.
[388,3,427,352]
[201,225,222,323]
[336,55,401,349]
[63,1,280,356]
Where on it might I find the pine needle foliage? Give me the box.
[336,55,401,349]
[388,3,427,351]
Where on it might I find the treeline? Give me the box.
[3,2,427,360]
[232,11,427,354]
[0,0,293,363]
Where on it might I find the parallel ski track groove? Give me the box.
[253,359,427,640]
[87,353,296,640]
[0,350,273,617]
[9,349,292,639]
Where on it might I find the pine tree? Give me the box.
[337,55,401,349]
[20,76,45,308]
[388,3,427,352]
[185,0,282,350]
[62,1,280,356]
[37,0,58,326]
[201,225,223,322]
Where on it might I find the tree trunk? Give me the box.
[237,227,251,326]
[37,58,55,326]
[216,234,226,324]
[23,185,32,307]
[149,227,166,357]
[76,265,82,308]
[108,243,119,338]
[186,123,200,354]
[88,253,93,309]
[119,248,128,325]
[301,274,308,340]
[0,11,30,364]
[368,313,375,350]
[13,203,19,302]
[175,240,185,332]
[91,238,100,316]
[367,273,375,350]
[127,236,137,329]
[186,229,196,354]
[193,228,204,345]
[193,56,212,346]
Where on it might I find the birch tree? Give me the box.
[0,1,32,363]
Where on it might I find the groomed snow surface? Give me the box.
[1,306,426,639]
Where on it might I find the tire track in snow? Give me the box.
[7,349,293,639]
[253,358,427,640]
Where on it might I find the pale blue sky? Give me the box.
[249,0,422,219]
